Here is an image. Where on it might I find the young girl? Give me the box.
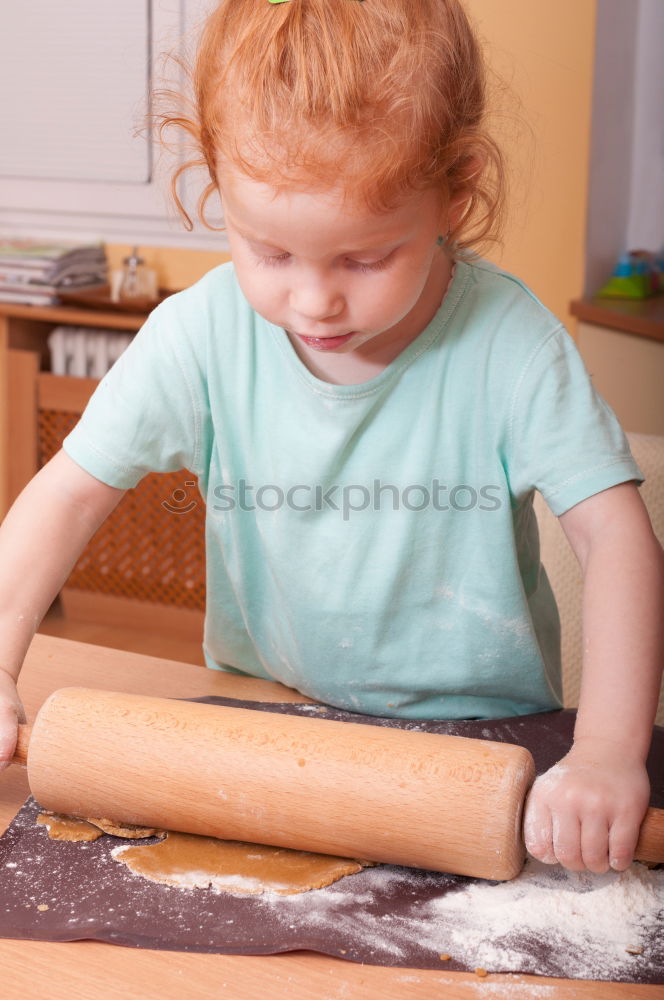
[0,0,662,877]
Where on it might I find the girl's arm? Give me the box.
[0,450,125,770]
[524,481,664,872]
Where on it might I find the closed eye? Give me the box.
[347,255,391,274]
[253,251,394,273]
[255,251,291,266]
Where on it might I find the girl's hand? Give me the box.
[523,738,651,874]
[0,667,26,774]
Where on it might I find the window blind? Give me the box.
[0,1,151,184]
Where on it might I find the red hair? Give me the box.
[157,0,507,257]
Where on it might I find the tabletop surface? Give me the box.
[1,633,659,1000]
[570,294,664,343]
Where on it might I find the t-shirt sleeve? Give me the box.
[507,326,643,515]
[62,304,204,489]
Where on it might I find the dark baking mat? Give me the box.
[0,701,662,982]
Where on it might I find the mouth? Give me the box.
[292,331,358,351]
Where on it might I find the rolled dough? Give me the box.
[37,812,163,841]
[112,832,369,894]
[35,813,369,894]
[86,817,164,839]
[36,814,102,842]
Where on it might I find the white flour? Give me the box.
[264,859,663,980]
[416,859,662,979]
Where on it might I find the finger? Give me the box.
[580,814,610,874]
[0,668,25,724]
[552,812,584,871]
[0,732,18,770]
[0,704,20,769]
[609,815,641,872]
[523,796,557,864]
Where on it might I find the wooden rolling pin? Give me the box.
[9,687,664,881]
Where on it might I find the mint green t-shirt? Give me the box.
[63,259,642,719]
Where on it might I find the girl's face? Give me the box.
[219,167,453,380]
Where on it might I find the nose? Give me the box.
[289,271,344,323]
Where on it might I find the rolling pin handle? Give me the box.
[10,724,31,766]
[635,806,664,865]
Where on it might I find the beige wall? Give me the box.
[109,0,597,334]
[466,0,596,329]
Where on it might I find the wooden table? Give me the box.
[0,634,658,1000]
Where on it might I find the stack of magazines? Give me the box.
[0,239,108,306]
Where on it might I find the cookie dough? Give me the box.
[85,817,164,839]
[36,814,103,842]
[37,813,163,841]
[112,832,369,894]
[35,813,369,895]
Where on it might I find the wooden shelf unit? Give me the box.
[571,294,664,345]
[0,301,205,642]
